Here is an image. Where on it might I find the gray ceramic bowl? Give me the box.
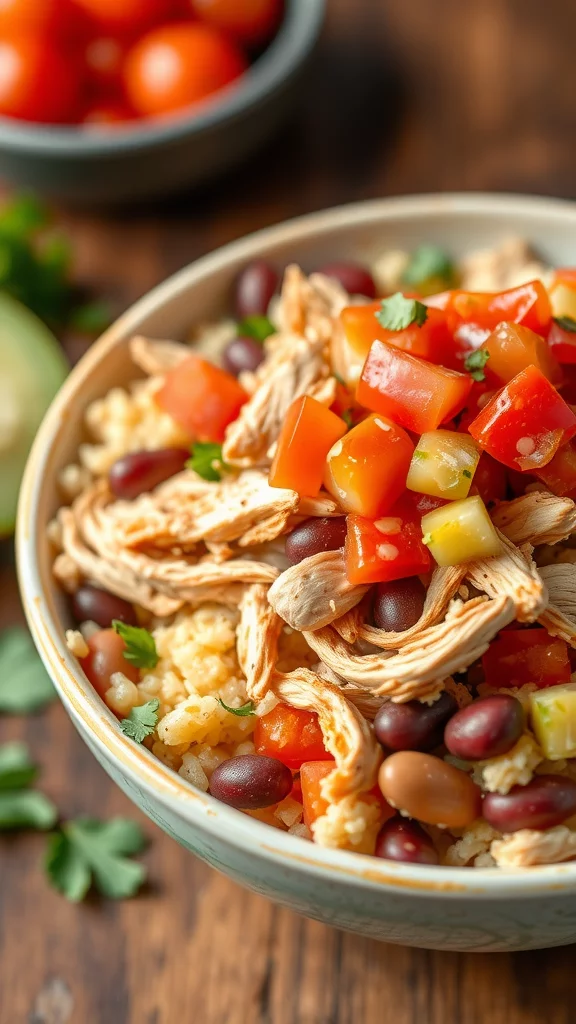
[17,194,576,952]
[0,0,324,204]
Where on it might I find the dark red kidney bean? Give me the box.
[482,775,576,832]
[285,517,348,565]
[444,694,525,762]
[109,447,189,500]
[374,691,458,753]
[72,585,138,628]
[315,261,376,299]
[373,577,426,633]
[375,816,439,865]
[222,336,265,376]
[209,754,293,810]
[234,260,279,318]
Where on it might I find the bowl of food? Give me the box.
[0,0,324,203]
[17,193,576,952]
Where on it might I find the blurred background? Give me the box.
[1,1,576,1021]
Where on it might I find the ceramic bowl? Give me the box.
[17,193,576,952]
[0,0,324,204]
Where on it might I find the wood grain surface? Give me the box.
[2,1,576,1021]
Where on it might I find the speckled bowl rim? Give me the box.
[17,193,576,898]
[0,0,324,157]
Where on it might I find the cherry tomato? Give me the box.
[254,705,333,771]
[81,101,136,127]
[72,0,175,34]
[83,36,130,93]
[188,0,282,46]
[124,23,247,118]
[80,629,140,699]
[0,36,78,123]
[0,0,77,36]
[156,354,248,443]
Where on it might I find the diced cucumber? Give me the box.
[530,683,576,760]
[0,292,68,536]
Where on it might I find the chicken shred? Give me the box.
[268,550,369,631]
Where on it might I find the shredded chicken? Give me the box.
[491,827,576,867]
[268,551,369,631]
[492,492,576,547]
[538,563,576,646]
[305,596,515,698]
[459,238,548,292]
[237,584,283,701]
[358,565,467,649]
[129,335,190,375]
[466,533,547,622]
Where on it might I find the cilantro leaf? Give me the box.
[462,469,472,479]
[68,300,111,335]
[0,790,58,830]
[0,742,38,790]
[237,315,275,342]
[376,293,428,331]
[217,698,256,717]
[554,315,576,333]
[120,699,160,743]
[0,628,56,714]
[0,193,49,237]
[45,817,147,902]
[112,621,158,670]
[464,348,490,382]
[187,442,227,482]
[402,245,456,291]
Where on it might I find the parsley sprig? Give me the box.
[464,348,490,382]
[217,698,256,717]
[0,742,57,831]
[237,314,276,342]
[187,441,228,482]
[112,621,158,670]
[0,628,56,714]
[46,818,147,902]
[402,244,456,293]
[120,699,160,743]
[376,292,429,331]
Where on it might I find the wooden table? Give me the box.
[2,1,576,1021]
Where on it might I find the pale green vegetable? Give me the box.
[530,683,576,760]
[407,429,480,500]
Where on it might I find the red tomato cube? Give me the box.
[484,322,562,386]
[344,495,432,585]
[548,319,576,365]
[468,365,576,471]
[269,395,347,496]
[324,413,414,517]
[341,302,456,366]
[534,440,576,496]
[300,761,334,827]
[254,705,333,771]
[482,629,571,689]
[156,354,247,443]
[445,281,552,336]
[357,340,473,433]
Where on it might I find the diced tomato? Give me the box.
[254,705,333,771]
[506,467,538,497]
[457,381,497,432]
[441,281,552,336]
[468,365,576,471]
[324,413,414,517]
[559,365,576,405]
[470,452,508,505]
[534,440,576,497]
[269,395,347,497]
[548,319,576,365]
[357,341,472,434]
[484,322,562,386]
[156,355,247,443]
[344,495,431,585]
[300,761,333,827]
[482,629,571,689]
[551,269,576,290]
[341,302,456,366]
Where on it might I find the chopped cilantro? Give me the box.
[120,699,160,743]
[376,293,428,332]
[0,742,38,790]
[413,450,429,461]
[0,742,57,831]
[112,621,158,670]
[0,628,56,714]
[217,698,256,717]
[464,348,490,382]
[187,442,227,482]
[237,314,275,342]
[402,245,456,292]
[462,469,472,479]
[554,315,576,333]
[45,817,147,902]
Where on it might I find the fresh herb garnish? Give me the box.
[462,469,472,479]
[45,817,147,902]
[0,628,56,714]
[0,742,57,831]
[341,409,353,429]
[112,621,158,670]
[68,299,111,334]
[402,244,456,291]
[120,699,160,743]
[187,441,228,482]
[217,698,256,717]
[554,315,576,333]
[237,314,276,342]
[464,348,490,382]
[413,450,429,461]
[376,293,428,331]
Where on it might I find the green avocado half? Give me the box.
[0,292,68,536]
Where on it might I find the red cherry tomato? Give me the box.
[124,22,247,118]
[80,629,140,700]
[188,0,282,46]
[72,0,175,34]
[81,101,135,127]
[0,36,78,123]
[83,36,130,93]
[0,0,76,36]
[254,705,333,771]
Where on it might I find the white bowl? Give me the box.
[17,193,576,952]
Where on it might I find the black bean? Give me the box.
[373,577,426,633]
